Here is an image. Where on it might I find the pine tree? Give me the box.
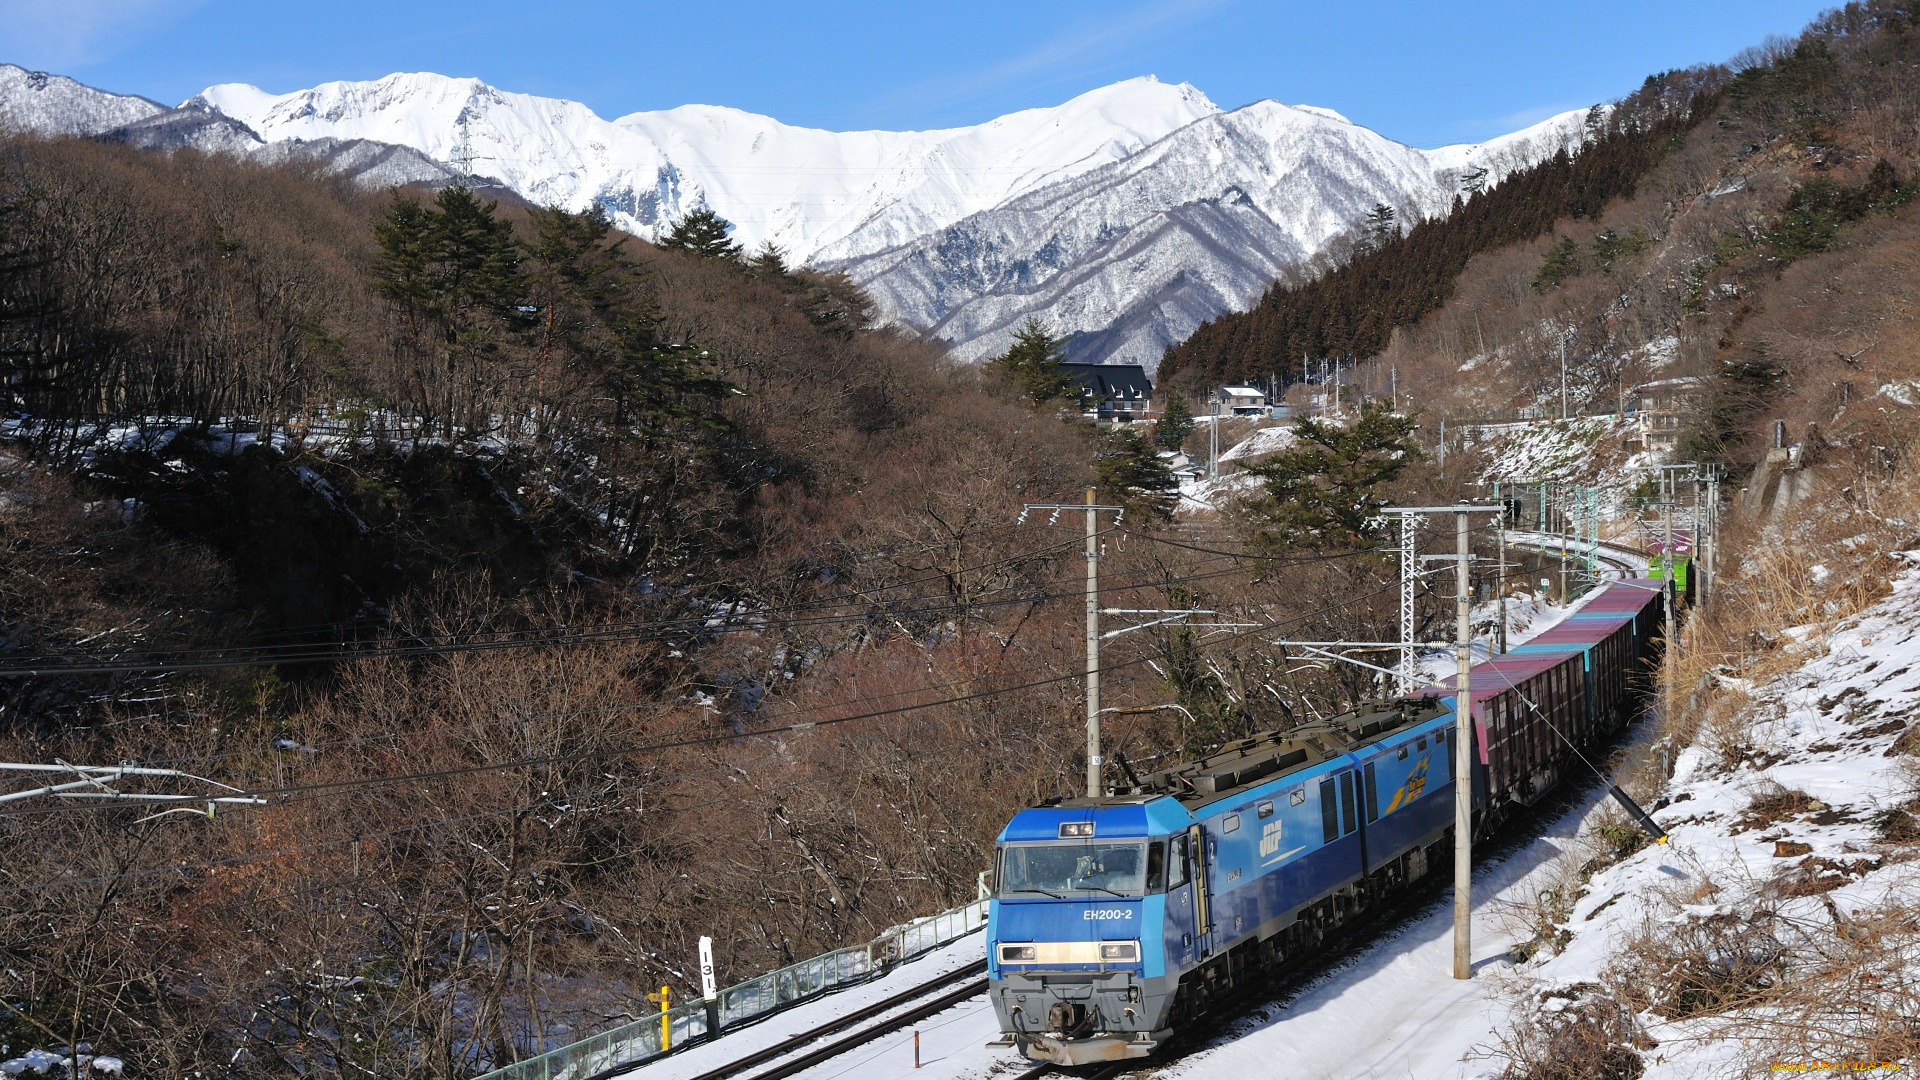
[992,317,1072,403]
[1097,428,1178,522]
[1364,203,1399,249]
[1154,388,1196,451]
[661,209,743,261]
[1242,405,1423,551]
[425,184,525,334]
[523,203,638,385]
[1532,235,1582,292]
[747,240,789,277]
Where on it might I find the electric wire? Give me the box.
[0,566,1406,886]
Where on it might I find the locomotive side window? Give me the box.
[1257,801,1274,819]
[1222,814,1241,834]
[1289,788,1305,807]
[1339,772,1358,835]
[1167,834,1189,889]
[1319,778,1338,843]
[1146,841,1166,892]
[1363,761,1379,823]
[1397,744,1409,761]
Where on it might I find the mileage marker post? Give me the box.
[1385,504,1502,981]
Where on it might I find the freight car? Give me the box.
[985,577,1665,1066]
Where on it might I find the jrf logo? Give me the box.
[1258,819,1284,857]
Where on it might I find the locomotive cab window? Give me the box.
[997,841,1150,897]
[1146,841,1166,892]
[1167,834,1190,889]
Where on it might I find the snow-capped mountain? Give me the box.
[190,72,1219,265]
[0,64,164,137]
[827,103,1591,370]
[1,64,1592,369]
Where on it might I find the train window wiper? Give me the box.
[1009,887,1065,898]
[1076,884,1129,898]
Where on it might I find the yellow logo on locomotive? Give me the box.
[1385,756,1432,814]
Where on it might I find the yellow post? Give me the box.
[648,985,671,1051]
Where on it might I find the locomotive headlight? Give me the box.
[999,944,1037,962]
[1099,942,1139,961]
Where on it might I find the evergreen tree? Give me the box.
[370,184,526,433]
[747,241,790,277]
[1096,428,1179,523]
[1532,235,1582,291]
[661,209,743,261]
[1364,203,1399,248]
[992,317,1073,403]
[523,203,632,371]
[1153,388,1196,451]
[1242,405,1423,551]
[424,184,525,335]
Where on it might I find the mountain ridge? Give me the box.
[1,64,1589,369]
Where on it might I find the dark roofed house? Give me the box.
[1060,363,1154,422]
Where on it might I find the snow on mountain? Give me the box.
[827,103,1591,372]
[0,64,165,137]
[189,72,1218,265]
[5,64,1591,369]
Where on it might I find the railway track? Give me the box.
[648,958,986,1080]
[654,558,1659,1080]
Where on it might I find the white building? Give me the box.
[1216,386,1267,416]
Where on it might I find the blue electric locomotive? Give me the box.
[986,577,1665,1066]
[987,699,1458,1065]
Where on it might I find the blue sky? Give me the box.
[2,0,1834,146]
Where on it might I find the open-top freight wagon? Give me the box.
[985,577,1665,1065]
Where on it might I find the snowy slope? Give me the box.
[190,72,1218,263]
[610,584,1653,1080]
[828,104,1590,371]
[0,64,164,136]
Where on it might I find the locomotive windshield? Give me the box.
[998,841,1149,897]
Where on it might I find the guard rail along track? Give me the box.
[473,899,988,1080]
[666,961,987,1080]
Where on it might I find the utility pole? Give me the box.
[1022,491,1127,799]
[1559,337,1569,421]
[1451,509,1473,981]
[1208,394,1220,480]
[1084,487,1101,800]
[1387,505,1500,980]
[1399,514,1418,694]
[1495,484,1508,655]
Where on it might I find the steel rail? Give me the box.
[613,958,986,1080]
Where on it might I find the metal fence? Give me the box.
[473,899,989,1080]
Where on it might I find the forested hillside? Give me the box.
[0,134,1452,1076]
[1165,0,1920,478]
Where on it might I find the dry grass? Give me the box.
[1655,430,1920,778]
[1496,983,1653,1080]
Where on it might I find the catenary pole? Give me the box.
[1387,504,1499,981]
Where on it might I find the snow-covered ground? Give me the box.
[613,933,999,1080]
[628,548,1919,1080]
